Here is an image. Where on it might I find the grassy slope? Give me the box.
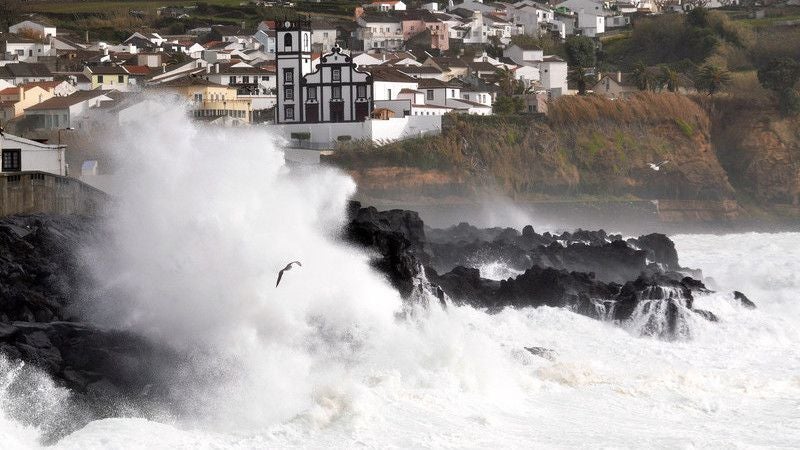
[332,93,736,202]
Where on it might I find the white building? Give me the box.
[537,56,568,95]
[365,0,407,11]
[275,21,372,124]
[1,35,52,63]
[311,19,338,53]
[577,10,605,36]
[275,20,313,124]
[8,21,56,39]
[301,46,373,122]
[357,14,404,50]
[1,133,65,176]
[504,44,544,65]
[24,90,114,131]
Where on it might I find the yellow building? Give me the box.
[150,76,253,123]
[0,82,56,122]
[82,65,132,91]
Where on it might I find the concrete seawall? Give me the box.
[1,171,107,217]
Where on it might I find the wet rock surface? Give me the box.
[0,207,756,427]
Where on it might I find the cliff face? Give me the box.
[329,94,743,221]
[712,104,800,207]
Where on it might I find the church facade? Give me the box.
[275,20,373,124]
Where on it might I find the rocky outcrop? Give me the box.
[734,291,757,309]
[0,215,89,323]
[0,205,758,417]
[344,201,428,297]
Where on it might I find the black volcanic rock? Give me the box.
[694,309,719,322]
[0,215,91,323]
[531,240,648,284]
[734,291,757,309]
[345,201,427,297]
[633,233,680,271]
[613,272,693,327]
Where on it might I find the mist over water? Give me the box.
[1,101,799,448]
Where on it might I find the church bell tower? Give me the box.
[276,19,312,124]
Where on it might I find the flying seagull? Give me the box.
[648,160,669,171]
[276,261,302,287]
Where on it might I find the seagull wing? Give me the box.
[276,269,284,287]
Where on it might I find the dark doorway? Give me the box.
[354,102,369,121]
[305,103,319,123]
[330,101,344,122]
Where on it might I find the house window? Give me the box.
[243,76,250,83]
[332,68,341,81]
[283,68,293,83]
[262,76,269,81]
[307,87,317,101]
[426,90,434,100]
[451,89,455,97]
[285,87,294,100]
[285,105,294,120]
[284,33,293,48]
[387,88,392,99]
[194,93,203,102]
[332,86,342,99]
[356,85,366,99]
[118,75,124,83]
[97,75,104,83]
[2,149,21,172]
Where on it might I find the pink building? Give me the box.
[401,14,449,51]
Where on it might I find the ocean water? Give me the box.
[1,102,799,448]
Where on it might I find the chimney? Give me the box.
[206,64,211,74]
[215,63,220,73]
[162,63,166,73]
[616,71,622,83]
[241,21,246,31]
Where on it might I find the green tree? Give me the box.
[686,6,710,28]
[757,58,800,92]
[658,65,680,92]
[569,66,591,95]
[695,64,731,95]
[779,88,800,116]
[630,62,655,91]
[565,35,596,68]
[492,96,524,115]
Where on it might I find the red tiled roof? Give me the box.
[0,87,19,95]
[123,65,152,75]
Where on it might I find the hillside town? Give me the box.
[0,0,788,181]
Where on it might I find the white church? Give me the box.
[275,20,373,124]
[273,20,441,148]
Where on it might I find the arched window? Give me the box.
[284,33,293,48]
[303,33,308,49]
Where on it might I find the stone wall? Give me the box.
[0,171,107,217]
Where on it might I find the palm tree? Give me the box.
[630,62,654,91]
[659,65,680,92]
[569,66,591,95]
[696,64,731,96]
[495,66,517,97]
